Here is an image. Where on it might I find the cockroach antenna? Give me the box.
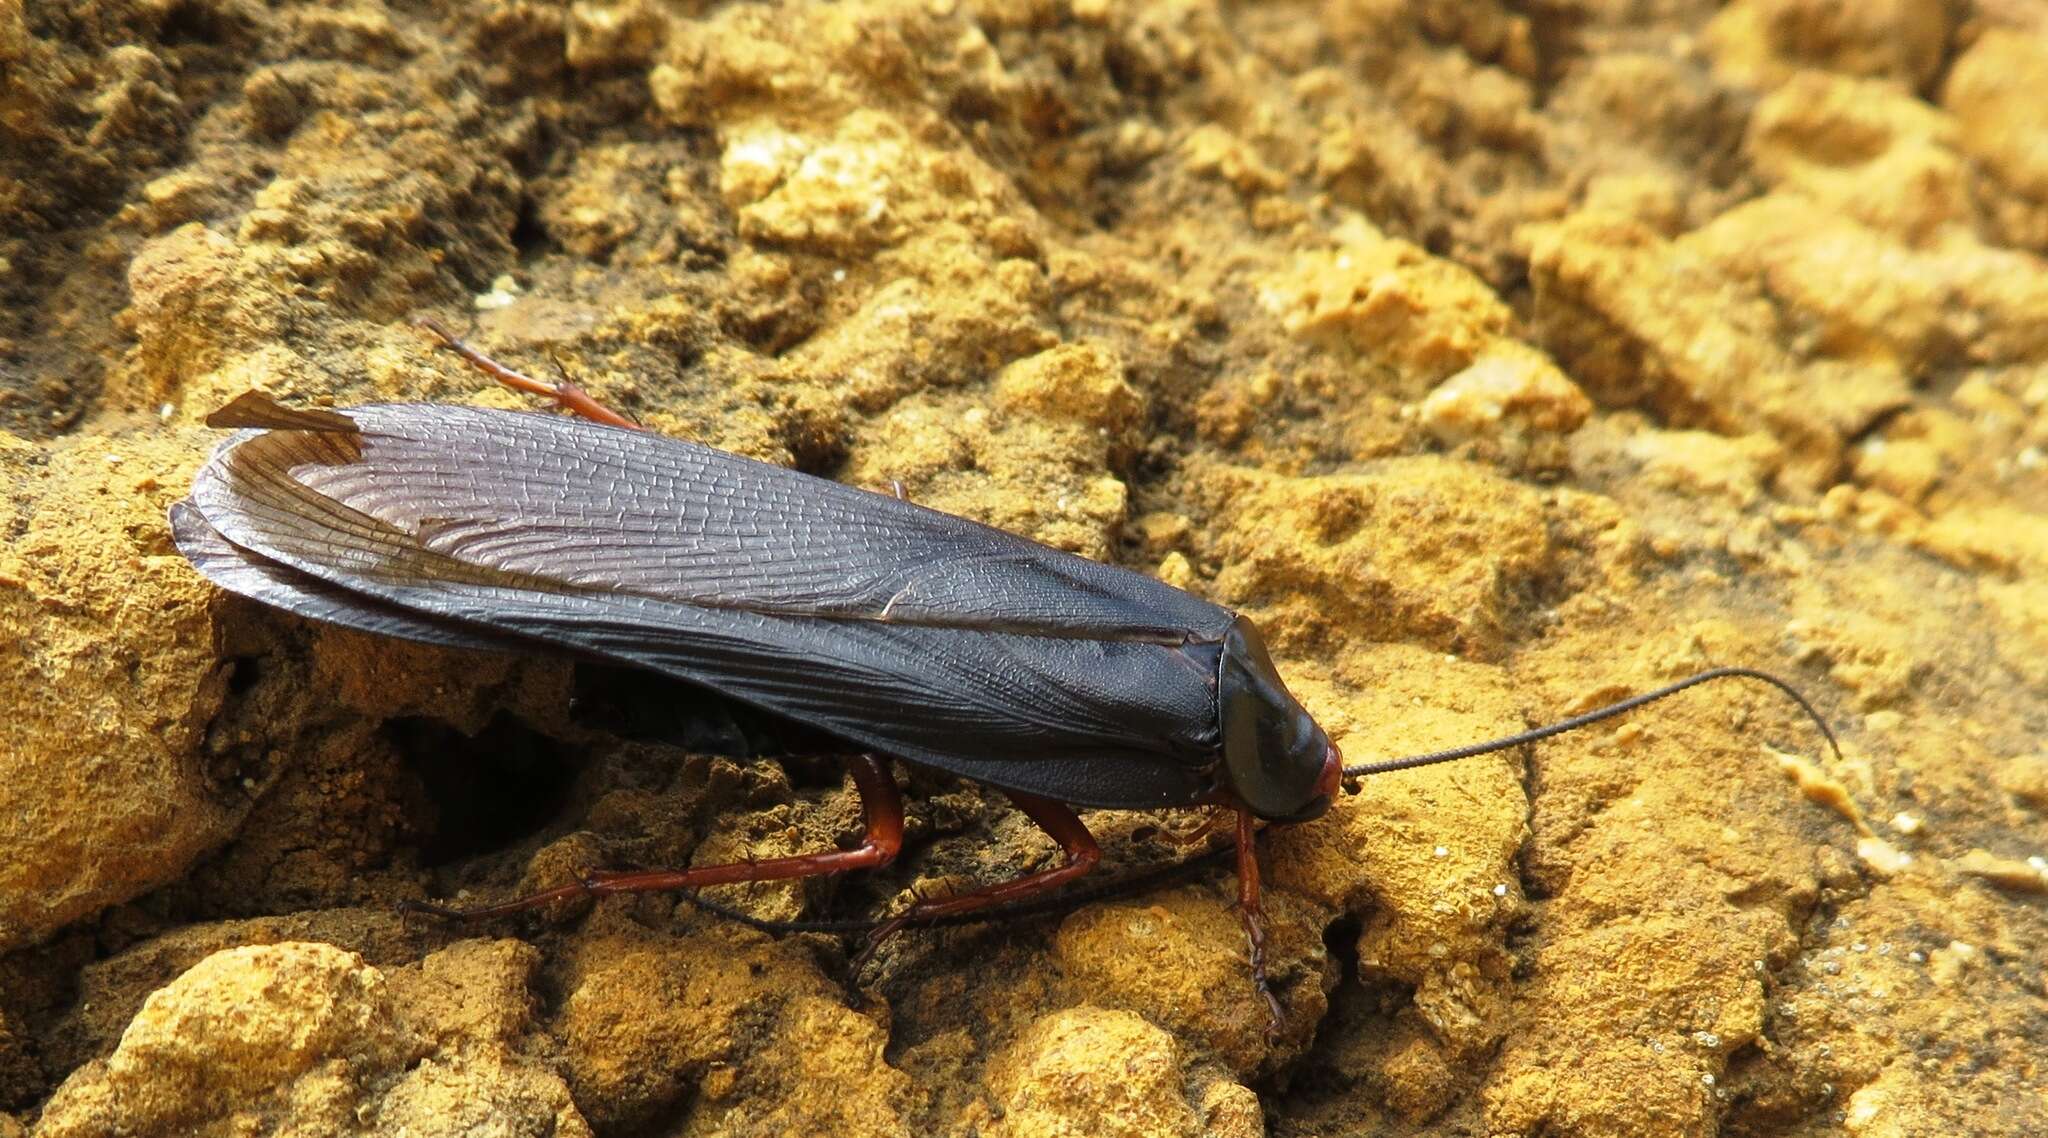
[1340,665,1843,781]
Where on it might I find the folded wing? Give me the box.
[169,500,519,652]
[174,404,1230,808]
[195,403,1231,642]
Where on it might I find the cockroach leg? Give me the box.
[851,791,1103,975]
[1149,806,1231,848]
[905,791,1102,920]
[1233,805,1285,1033]
[403,754,903,922]
[414,316,640,430]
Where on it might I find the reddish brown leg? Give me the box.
[1233,805,1285,1032]
[1147,806,1231,848]
[415,317,640,430]
[851,790,1099,972]
[907,791,1101,918]
[861,791,1099,941]
[405,755,903,921]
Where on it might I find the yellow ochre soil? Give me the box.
[2,2,2045,1136]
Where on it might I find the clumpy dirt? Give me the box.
[2,0,2045,1135]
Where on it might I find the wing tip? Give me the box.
[204,392,360,433]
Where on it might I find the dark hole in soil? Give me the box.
[386,712,577,866]
[224,655,262,696]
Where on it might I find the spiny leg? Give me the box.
[855,791,1101,965]
[403,754,903,921]
[1138,806,1232,848]
[907,791,1102,919]
[414,316,640,430]
[1232,805,1285,1032]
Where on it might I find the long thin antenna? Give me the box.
[1342,666,1842,779]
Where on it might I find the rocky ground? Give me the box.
[3,1,2046,1135]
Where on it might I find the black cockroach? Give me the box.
[170,319,1840,1019]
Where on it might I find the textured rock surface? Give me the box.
[34,939,587,1138]
[3,1,2045,1136]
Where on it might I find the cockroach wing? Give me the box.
[169,501,522,653]
[478,591,1226,808]
[178,404,1235,808]
[204,403,1234,644]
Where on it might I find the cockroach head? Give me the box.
[1218,617,1340,824]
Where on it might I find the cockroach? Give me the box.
[170,319,1840,1021]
